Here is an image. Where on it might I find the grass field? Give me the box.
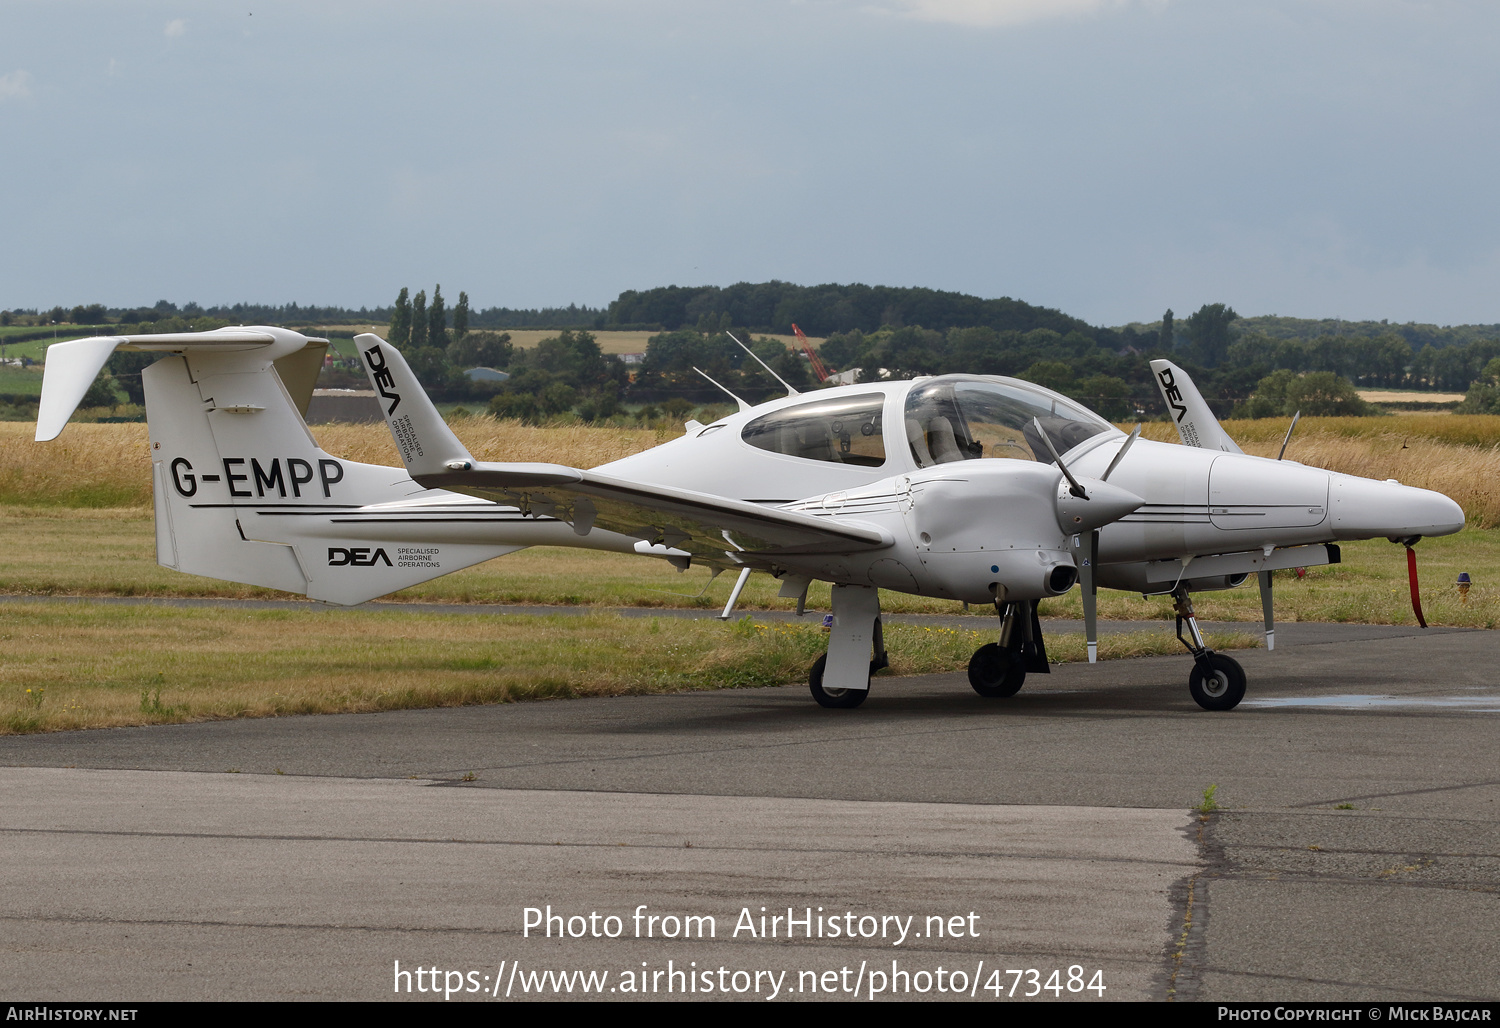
[1358,389,1466,403]
[0,509,1490,625]
[0,330,101,363]
[502,329,824,354]
[0,364,45,396]
[0,600,1254,734]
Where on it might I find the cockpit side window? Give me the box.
[741,393,886,467]
[905,377,1114,469]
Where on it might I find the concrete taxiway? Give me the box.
[2,617,1497,1002]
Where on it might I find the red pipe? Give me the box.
[1406,545,1428,629]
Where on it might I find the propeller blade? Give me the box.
[1101,424,1141,482]
[1257,569,1275,650]
[1406,544,1428,628]
[1033,417,1087,498]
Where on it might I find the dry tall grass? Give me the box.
[0,417,670,509]
[0,422,154,507]
[5,413,1499,527]
[315,416,669,468]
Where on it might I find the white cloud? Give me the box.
[887,0,1164,29]
[0,70,33,103]
[164,19,187,38]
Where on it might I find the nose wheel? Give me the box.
[967,600,1049,698]
[1188,652,1246,710]
[968,643,1027,697]
[1174,588,1246,711]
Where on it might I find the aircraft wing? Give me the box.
[417,464,891,568]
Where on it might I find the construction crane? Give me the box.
[791,323,832,383]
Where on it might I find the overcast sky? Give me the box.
[2,0,1498,326]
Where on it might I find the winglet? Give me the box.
[354,333,476,476]
[36,336,122,441]
[1148,358,1243,454]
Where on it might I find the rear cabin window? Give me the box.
[740,393,886,467]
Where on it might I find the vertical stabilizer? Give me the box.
[354,333,476,476]
[141,348,517,604]
[34,326,525,604]
[1149,358,1244,454]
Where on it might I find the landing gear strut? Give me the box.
[808,585,887,709]
[968,600,1049,698]
[1173,587,1245,711]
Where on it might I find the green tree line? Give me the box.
[605,281,1093,339]
[20,281,1500,422]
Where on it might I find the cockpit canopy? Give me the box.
[904,375,1118,469]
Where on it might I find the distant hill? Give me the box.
[1119,314,1500,351]
[1236,315,1500,349]
[1,299,603,332]
[13,291,1500,348]
[604,281,1095,339]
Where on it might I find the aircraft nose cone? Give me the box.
[1055,477,1144,534]
[1329,475,1466,539]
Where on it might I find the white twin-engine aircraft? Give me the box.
[36,327,1463,711]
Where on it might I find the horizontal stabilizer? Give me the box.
[35,326,327,441]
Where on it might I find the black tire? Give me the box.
[967,643,1027,698]
[1189,653,1246,711]
[808,653,870,709]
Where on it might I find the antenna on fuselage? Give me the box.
[692,367,750,412]
[727,332,799,397]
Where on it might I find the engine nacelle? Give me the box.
[785,460,1142,604]
[903,462,1084,603]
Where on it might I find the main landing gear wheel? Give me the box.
[967,643,1027,698]
[1189,653,1246,711]
[808,653,871,709]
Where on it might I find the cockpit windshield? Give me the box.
[904,375,1118,469]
